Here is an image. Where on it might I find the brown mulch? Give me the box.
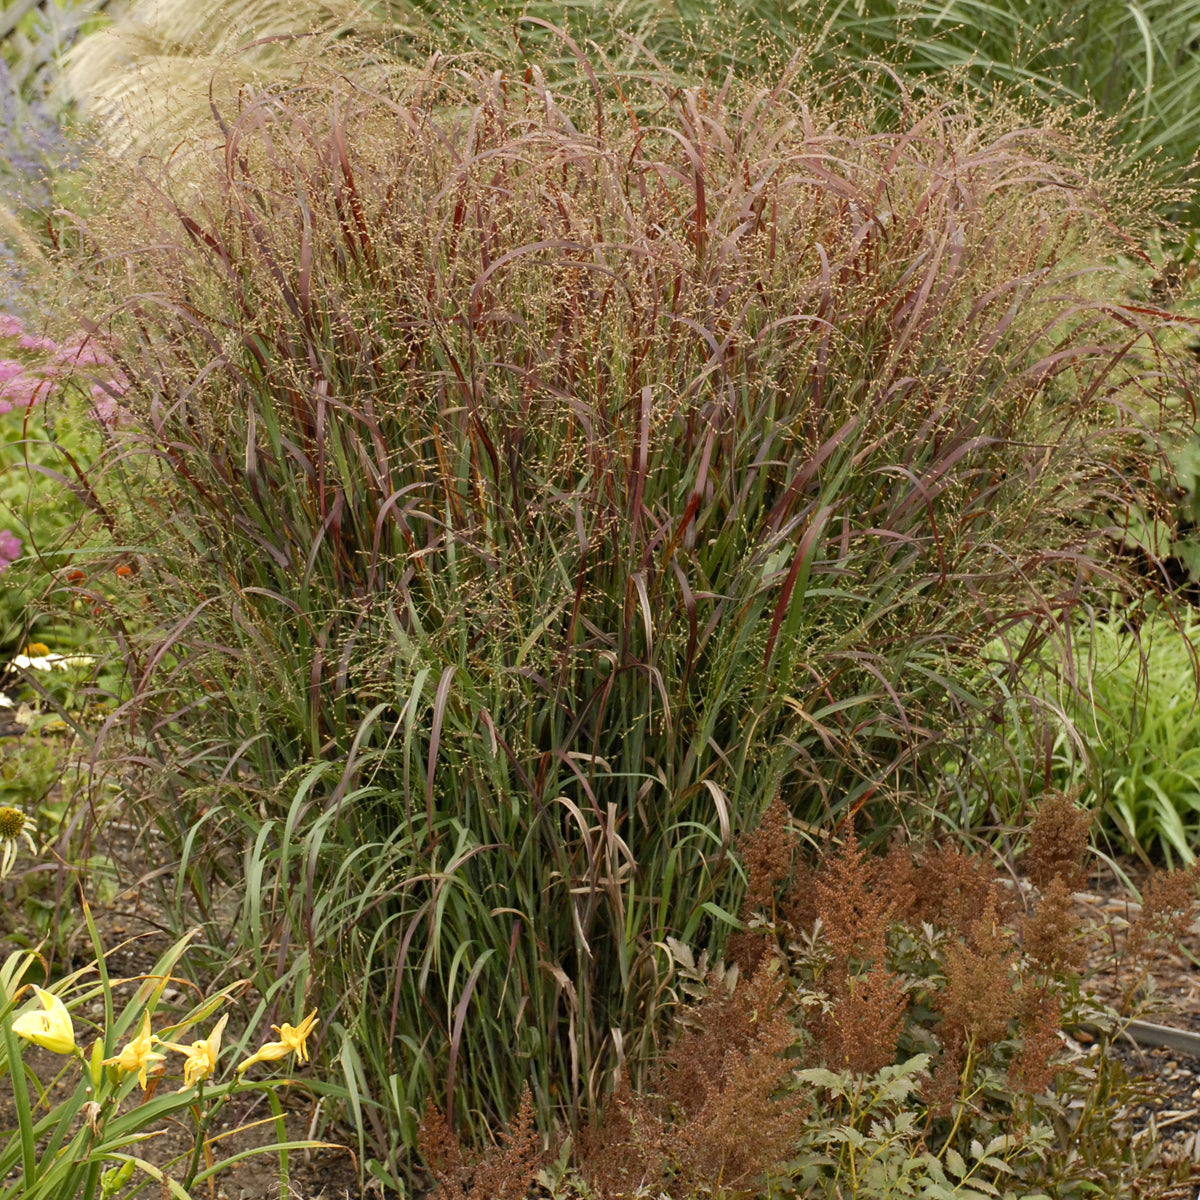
[1064,857,1200,1171]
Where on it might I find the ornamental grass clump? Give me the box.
[63,44,1193,1167]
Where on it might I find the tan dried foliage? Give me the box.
[418,1083,542,1200]
[1023,791,1092,892]
[581,960,808,1199]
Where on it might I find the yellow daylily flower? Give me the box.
[159,1013,228,1088]
[236,1009,318,1074]
[104,1011,165,1089]
[11,985,76,1054]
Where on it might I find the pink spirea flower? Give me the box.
[0,315,22,340]
[0,530,21,571]
[16,334,56,353]
[56,342,114,369]
[0,371,51,409]
[90,383,120,426]
[0,360,22,382]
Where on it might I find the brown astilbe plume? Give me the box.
[940,895,1020,1051]
[418,1084,543,1200]
[914,841,1013,940]
[813,962,909,1077]
[728,796,800,974]
[778,859,819,943]
[1122,861,1200,996]
[417,1099,464,1196]
[869,837,920,925]
[927,1026,967,1119]
[665,960,793,1121]
[663,960,809,1197]
[576,1076,664,1200]
[815,826,895,966]
[1023,791,1092,892]
[1021,874,1086,976]
[738,796,799,920]
[1009,985,1063,1097]
[467,1086,543,1200]
[581,960,808,1199]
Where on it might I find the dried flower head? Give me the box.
[729,796,801,974]
[1009,986,1062,1097]
[815,826,893,966]
[419,1084,543,1200]
[1021,874,1085,976]
[737,795,798,920]
[814,963,908,1077]
[940,895,1019,1049]
[1123,860,1200,976]
[1023,791,1092,892]
[662,959,808,1194]
[869,837,919,924]
[914,841,1012,941]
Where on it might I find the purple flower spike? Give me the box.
[0,529,22,570]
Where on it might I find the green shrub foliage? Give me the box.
[68,52,1191,1160]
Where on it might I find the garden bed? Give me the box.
[7,741,1200,1198]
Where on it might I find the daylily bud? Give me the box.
[90,1038,105,1090]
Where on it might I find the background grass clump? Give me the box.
[56,44,1196,1175]
[985,608,1200,867]
[61,0,1200,216]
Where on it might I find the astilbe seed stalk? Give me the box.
[1023,790,1092,893]
[1021,874,1085,976]
[940,894,1020,1050]
[814,826,895,966]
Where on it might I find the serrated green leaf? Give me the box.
[945,1147,967,1179]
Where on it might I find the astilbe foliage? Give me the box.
[63,42,1196,1158]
